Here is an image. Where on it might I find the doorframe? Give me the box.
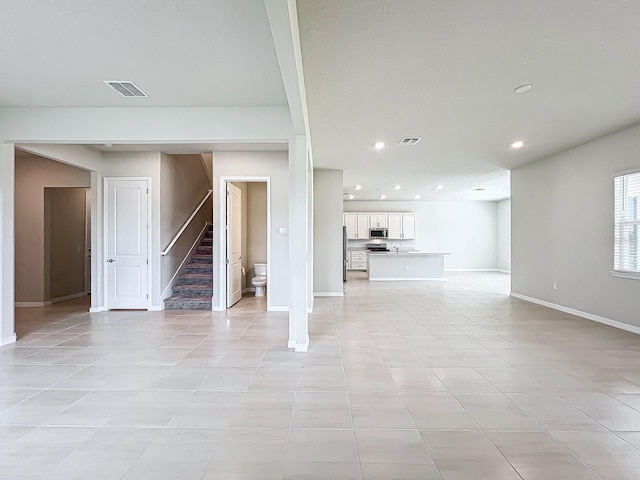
[218,176,271,311]
[103,176,152,310]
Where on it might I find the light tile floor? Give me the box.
[2,273,640,479]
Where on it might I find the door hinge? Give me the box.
[225,258,229,264]
[225,224,229,231]
[146,259,148,264]
[146,294,148,299]
[226,190,230,196]
[146,188,149,194]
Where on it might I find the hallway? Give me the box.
[2,273,640,479]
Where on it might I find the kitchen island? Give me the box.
[367,252,450,281]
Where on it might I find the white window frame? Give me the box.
[612,169,640,280]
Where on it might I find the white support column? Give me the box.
[288,135,309,352]
[307,149,314,313]
[0,143,16,345]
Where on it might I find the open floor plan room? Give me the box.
[2,273,640,479]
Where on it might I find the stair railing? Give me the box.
[161,190,213,256]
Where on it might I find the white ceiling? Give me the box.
[5,1,640,202]
[297,0,640,201]
[0,0,286,107]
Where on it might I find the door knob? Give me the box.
[107,259,115,263]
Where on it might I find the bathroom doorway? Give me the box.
[221,178,270,311]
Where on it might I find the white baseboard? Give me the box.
[510,292,640,336]
[269,306,289,312]
[295,336,310,353]
[369,277,445,281]
[1,334,17,346]
[445,269,499,272]
[51,292,87,304]
[212,305,225,312]
[15,301,51,307]
[89,306,107,313]
[287,339,296,349]
[497,269,511,274]
[148,305,164,311]
[314,292,344,297]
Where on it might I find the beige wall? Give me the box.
[15,152,90,303]
[160,154,212,298]
[45,188,88,300]
[247,182,267,275]
[512,123,640,329]
[313,169,344,294]
[496,199,511,273]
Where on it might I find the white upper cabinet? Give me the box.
[344,213,357,239]
[387,213,416,239]
[369,214,388,228]
[401,214,416,239]
[356,214,370,239]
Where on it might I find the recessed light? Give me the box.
[514,83,533,94]
[348,194,354,200]
[414,195,420,200]
[393,185,401,190]
[374,142,385,150]
[511,140,524,149]
[380,194,386,199]
[355,185,362,190]
[473,188,486,191]
[434,185,443,190]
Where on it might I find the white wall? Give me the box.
[14,152,91,303]
[160,154,212,298]
[512,123,640,329]
[345,201,498,270]
[213,151,288,309]
[313,169,344,294]
[496,199,511,273]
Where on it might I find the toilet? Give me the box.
[251,263,267,297]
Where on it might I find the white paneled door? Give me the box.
[226,183,243,308]
[106,179,149,309]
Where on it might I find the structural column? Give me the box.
[0,143,16,345]
[288,134,309,352]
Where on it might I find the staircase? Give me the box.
[164,227,213,309]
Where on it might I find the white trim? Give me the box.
[50,292,87,304]
[287,339,296,349]
[161,222,210,300]
[445,268,499,272]
[295,335,310,353]
[497,269,511,274]
[510,292,640,336]
[611,270,640,281]
[148,306,164,311]
[89,306,107,313]
[314,292,344,297]
[269,305,289,312]
[219,177,271,311]
[103,177,152,311]
[15,301,51,308]
[369,277,445,282]
[1,334,17,346]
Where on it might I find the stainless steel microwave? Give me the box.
[369,228,388,239]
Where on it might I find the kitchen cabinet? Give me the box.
[344,213,371,240]
[348,251,367,271]
[356,214,370,239]
[388,213,416,240]
[344,214,357,239]
[369,214,388,228]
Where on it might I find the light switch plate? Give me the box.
[279,227,288,234]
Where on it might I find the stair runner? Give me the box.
[164,227,213,309]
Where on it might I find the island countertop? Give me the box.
[367,251,448,280]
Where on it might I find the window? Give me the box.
[614,171,640,276]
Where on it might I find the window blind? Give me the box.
[614,171,640,273]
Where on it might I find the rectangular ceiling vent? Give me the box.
[398,137,421,145]
[104,81,149,97]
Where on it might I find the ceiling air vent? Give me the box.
[104,81,149,97]
[398,137,421,145]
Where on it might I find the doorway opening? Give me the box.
[222,178,270,311]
